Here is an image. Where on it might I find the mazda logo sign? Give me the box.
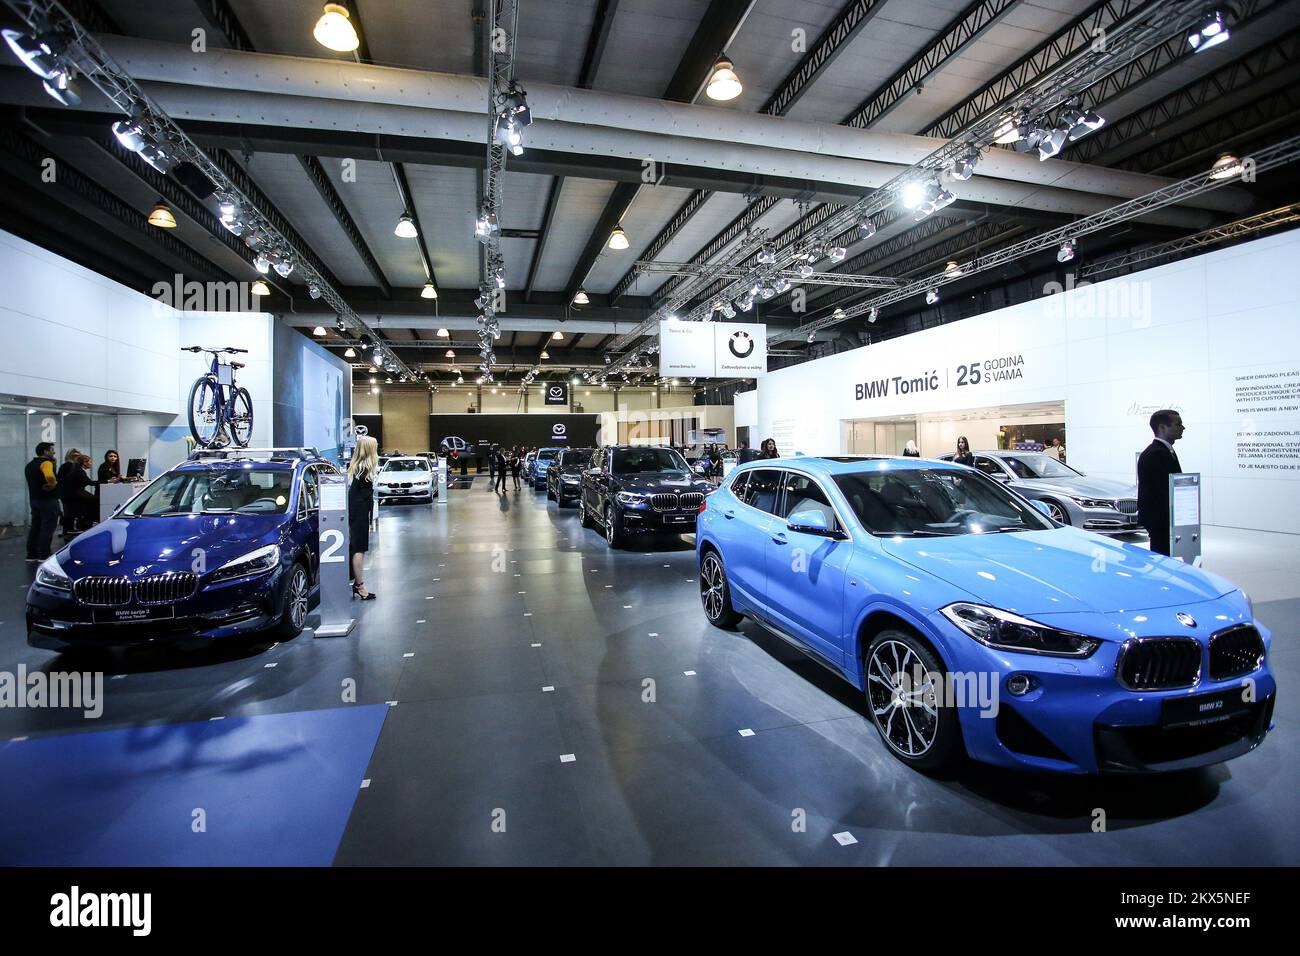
[552,423,567,435]
[728,330,754,358]
[549,386,564,398]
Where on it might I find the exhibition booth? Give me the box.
[737,229,1300,534]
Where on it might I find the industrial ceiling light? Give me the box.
[607,225,630,250]
[1188,8,1231,51]
[147,201,177,228]
[944,260,963,278]
[313,3,360,52]
[344,347,357,358]
[273,258,295,277]
[42,68,80,106]
[949,144,979,181]
[1209,152,1244,180]
[1063,106,1105,141]
[1037,124,1070,161]
[308,283,322,299]
[540,349,550,359]
[253,254,271,274]
[828,246,847,263]
[312,325,327,336]
[993,110,1025,145]
[475,209,499,241]
[756,242,777,265]
[868,307,880,323]
[421,282,438,299]
[858,216,876,239]
[900,180,928,210]
[925,288,940,305]
[251,279,270,297]
[435,327,449,339]
[705,56,743,101]
[2,28,60,78]
[552,331,565,340]
[394,213,418,238]
[572,289,590,305]
[1057,239,1076,263]
[721,301,737,320]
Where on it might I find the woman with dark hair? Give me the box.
[510,447,523,490]
[759,438,779,459]
[953,436,974,467]
[97,449,122,485]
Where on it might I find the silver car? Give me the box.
[938,450,1142,534]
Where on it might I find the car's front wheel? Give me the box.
[699,550,742,628]
[864,629,962,771]
[1040,498,1069,524]
[273,562,310,641]
[605,504,625,549]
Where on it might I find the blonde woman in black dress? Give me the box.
[348,435,378,600]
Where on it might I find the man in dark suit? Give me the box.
[1137,409,1185,556]
[736,440,759,465]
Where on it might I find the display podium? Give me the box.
[313,472,355,637]
[1169,472,1203,566]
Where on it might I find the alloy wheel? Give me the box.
[866,639,939,757]
[700,554,725,622]
[1045,500,1067,523]
[605,506,616,545]
[287,566,309,629]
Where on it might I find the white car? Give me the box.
[376,456,436,503]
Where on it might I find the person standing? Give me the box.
[953,436,974,467]
[902,440,921,457]
[348,435,378,600]
[736,440,759,465]
[510,447,522,490]
[57,449,93,537]
[759,438,779,459]
[1137,409,1184,557]
[25,441,60,562]
[1046,437,1064,461]
[493,446,508,494]
[487,444,497,486]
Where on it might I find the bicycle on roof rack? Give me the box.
[183,346,254,448]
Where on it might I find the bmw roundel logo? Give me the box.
[1176,612,1197,628]
[552,423,566,435]
[134,566,149,577]
[549,386,564,398]
[728,330,754,358]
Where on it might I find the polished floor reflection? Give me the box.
[1,478,1295,865]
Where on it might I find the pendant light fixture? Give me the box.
[147,201,177,228]
[344,347,357,358]
[421,282,438,299]
[572,290,590,305]
[312,326,327,336]
[251,279,270,297]
[607,226,629,250]
[706,56,743,101]
[394,213,418,238]
[313,4,360,52]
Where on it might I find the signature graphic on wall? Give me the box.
[728,330,755,359]
[549,386,565,399]
[552,423,567,436]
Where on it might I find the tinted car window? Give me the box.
[125,468,294,516]
[778,473,838,528]
[738,468,783,515]
[382,459,428,472]
[728,471,749,499]
[559,449,592,470]
[999,453,1081,480]
[833,468,1052,536]
[972,456,1005,478]
[611,447,688,474]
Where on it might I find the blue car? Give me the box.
[532,447,562,489]
[696,456,1275,774]
[27,449,334,650]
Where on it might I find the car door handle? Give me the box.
[771,531,787,544]
[723,508,735,519]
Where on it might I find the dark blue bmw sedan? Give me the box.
[27,450,334,650]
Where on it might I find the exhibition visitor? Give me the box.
[1137,409,1185,557]
[347,435,378,600]
[57,449,96,537]
[736,440,759,465]
[1047,438,1066,461]
[24,441,60,562]
[493,446,508,494]
[510,447,523,490]
[97,449,122,485]
[953,436,974,466]
[902,440,921,457]
[759,438,780,459]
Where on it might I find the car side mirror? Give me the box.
[1030,500,1054,519]
[991,472,1011,482]
[787,508,843,538]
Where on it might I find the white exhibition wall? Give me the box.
[738,229,1300,534]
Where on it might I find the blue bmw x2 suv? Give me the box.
[27,449,334,651]
[696,456,1275,774]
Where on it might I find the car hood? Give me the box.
[615,473,711,493]
[1015,476,1136,499]
[58,514,286,577]
[881,527,1236,616]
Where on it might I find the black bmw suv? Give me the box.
[580,445,714,548]
[547,446,594,506]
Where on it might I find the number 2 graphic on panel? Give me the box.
[320,529,346,563]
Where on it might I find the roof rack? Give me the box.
[187,446,322,462]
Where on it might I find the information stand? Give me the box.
[1169,472,1203,567]
[314,472,355,637]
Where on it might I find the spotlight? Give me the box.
[42,69,81,106]
[868,307,879,323]
[137,142,175,174]
[757,242,776,265]
[501,81,532,126]
[1060,106,1105,141]
[828,246,847,263]
[949,144,979,181]
[2,29,60,79]
[474,209,499,241]
[274,258,295,277]
[147,201,177,229]
[797,263,814,279]
[573,289,590,305]
[313,326,327,337]
[1057,239,1076,263]
[603,353,612,365]
[112,117,147,152]
[394,213,418,238]
[932,188,956,212]
[251,280,270,297]
[422,282,438,299]
[308,283,322,299]
[314,3,361,52]
[705,56,743,101]
[858,217,876,239]
[736,291,754,312]
[1037,125,1069,161]
[254,254,271,274]
[993,110,1026,145]
[721,302,737,320]
[773,276,791,294]
[607,226,629,250]
[1188,8,1231,51]
[806,331,815,344]
[925,288,940,305]
[900,180,928,210]
[1210,153,1244,180]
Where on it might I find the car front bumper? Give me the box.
[377,484,434,499]
[26,566,297,650]
[1063,499,1143,534]
[617,503,700,533]
[926,610,1275,774]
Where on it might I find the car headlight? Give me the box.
[211,544,281,583]
[36,555,71,591]
[617,491,647,505]
[1068,496,1113,509]
[941,602,1101,658]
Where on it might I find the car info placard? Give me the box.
[658,320,766,378]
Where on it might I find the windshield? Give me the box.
[537,448,560,462]
[124,467,294,516]
[560,449,592,470]
[612,447,689,475]
[382,459,429,473]
[833,467,1053,537]
[997,453,1081,480]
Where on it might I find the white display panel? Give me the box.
[658,320,767,378]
